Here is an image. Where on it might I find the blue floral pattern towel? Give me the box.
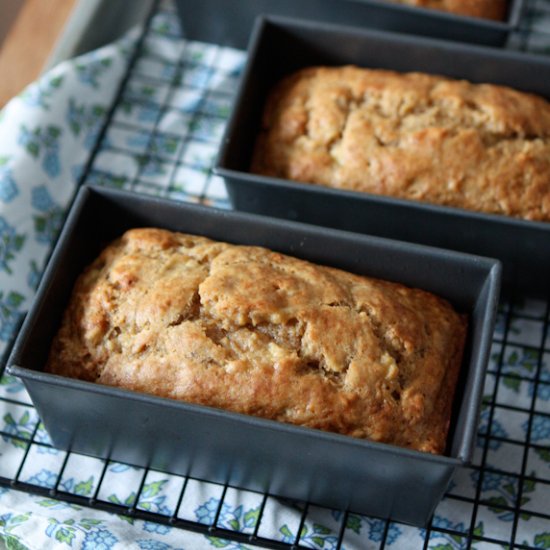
[0,36,135,363]
[1,1,550,549]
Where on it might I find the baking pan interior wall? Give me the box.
[216,16,550,297]
[8,185,500,526]
[174,0,524,48]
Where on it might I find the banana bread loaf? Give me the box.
[251,66,550,222]
[387,0,507,20]
[46,228,467,454]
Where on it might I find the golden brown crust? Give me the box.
[251,66,550,222]
[388,0,507,20]
[46,228,467,454]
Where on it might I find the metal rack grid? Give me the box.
[1,0,550,548]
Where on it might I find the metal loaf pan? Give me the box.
[174,0,524,48]
[216,16,550,298]
[8,186,500,526]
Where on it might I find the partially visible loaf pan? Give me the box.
[387,0,507,20]
[251,66,550,222]
[46,228,467,454]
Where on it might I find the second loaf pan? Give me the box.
[174,0,524,48]
[7,185,500,526]
[216,16,550,297]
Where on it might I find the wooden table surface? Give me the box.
[0,0,77,107]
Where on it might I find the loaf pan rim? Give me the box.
[215,167,550,232]
[7,364,464,467]
[343,0,524,29]
[241,12,550,67]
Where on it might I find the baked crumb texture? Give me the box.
[388,0,507,20]
[47,228,467,454]
[251,66,550,221]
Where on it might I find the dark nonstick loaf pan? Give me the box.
[174,0,524,48]
[7,185,500,526]
[215,16,550,298]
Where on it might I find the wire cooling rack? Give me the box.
[1,1,550,548]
